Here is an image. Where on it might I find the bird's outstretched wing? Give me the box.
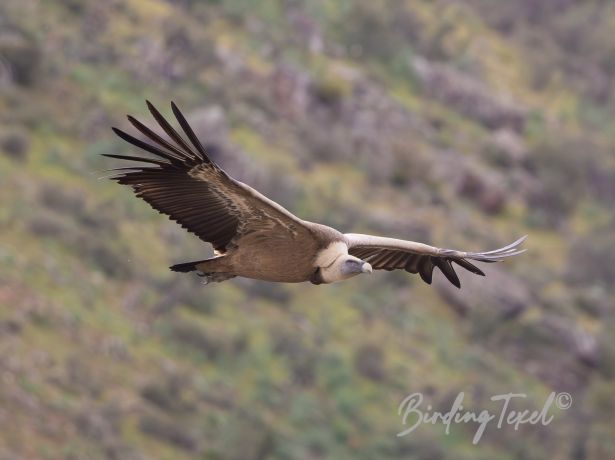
[345,234,527,288]
[106,101,311,253]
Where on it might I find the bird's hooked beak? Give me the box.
[361,262,373,274]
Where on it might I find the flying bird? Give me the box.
[106,101,526,288]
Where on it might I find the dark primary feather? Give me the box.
[105,102,238,252]
[171,101,208,158]
[146,100,199,161]
[106,101,312,256]
[126,115,188,162]
[349,236,526,289]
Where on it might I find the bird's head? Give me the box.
[340,255,373,278]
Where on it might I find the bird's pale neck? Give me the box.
[316,241,372,283]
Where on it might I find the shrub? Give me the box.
[566,224,615,288]
[168,318,228,359]
[354,344,386,381]
[39,184,86,216]
[27,212,68,239]
[241,280,290,304]
[311,73,352,108]
[526,137,589,227]
[457,169,507,215]
[83,239,134,279]
[272,329,316,386]
[153,277,216,316]
[0,28,41,87]
[333,1,420,64]
[139,414,198,451]
[412,57,527,132]
[140,375,194,414]
[1,130,29,161]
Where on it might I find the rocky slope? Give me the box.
[0,1,614,459]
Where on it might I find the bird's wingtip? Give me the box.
[145,100,158,113]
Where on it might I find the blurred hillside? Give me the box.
[1,0,614,459]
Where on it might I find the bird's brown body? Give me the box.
[200,222,344,283]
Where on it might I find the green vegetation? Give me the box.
[1,0,614,458]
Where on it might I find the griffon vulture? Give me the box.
[105,102,526,287]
